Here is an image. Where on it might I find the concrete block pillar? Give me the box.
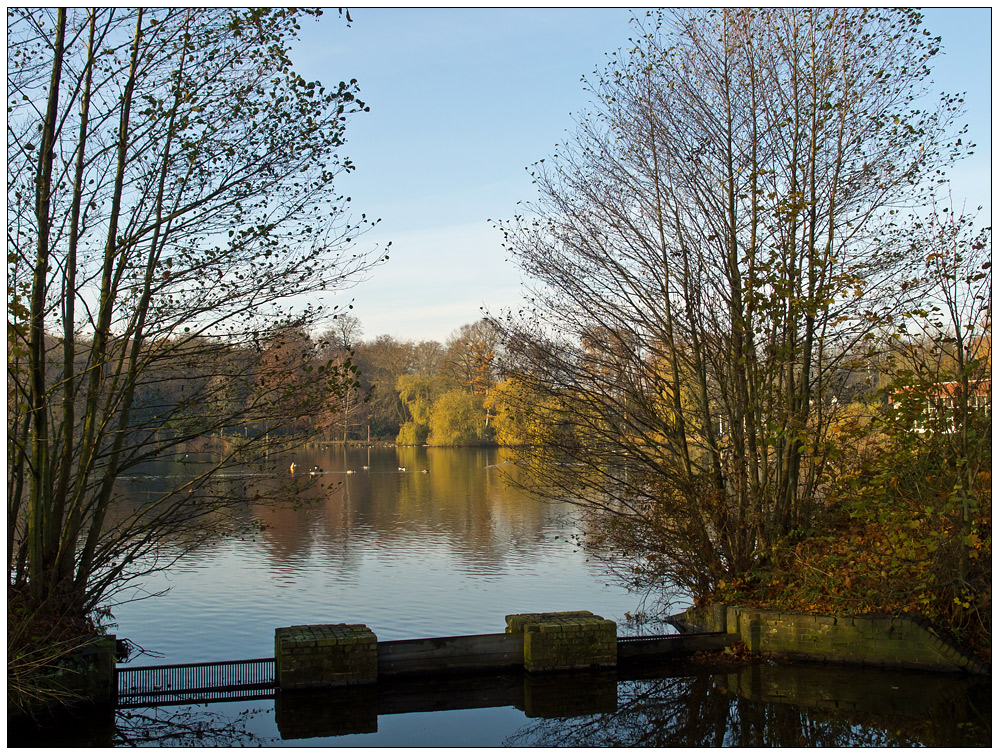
[506,611,617,673]
[275,624,377,689]
[741,612,762,654]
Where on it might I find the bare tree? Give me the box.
[351,334,415,439]
[490,8,966,600]
[7,8,384,625]
[316,315,365,442]
[443,319,502,396]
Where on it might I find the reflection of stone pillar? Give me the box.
[8,635,118,747]
[275,624,377,689]
[506,611,617,672]
[521,670,618,718]
[275,687,378,739]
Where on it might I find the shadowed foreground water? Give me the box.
[23,659,989,747]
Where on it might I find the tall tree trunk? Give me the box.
[27,8,67,605]
[74,9,145,591]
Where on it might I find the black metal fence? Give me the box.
[617,634,677,643]
[117,658,275,707]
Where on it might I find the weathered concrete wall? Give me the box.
[64,634,118,705]
[274,614,620,691]
[20,634,119,707]
[8,634,118,746]
[275,624,377,689]
[677,605,987,675]
[377,633,522,677]
[506,611,617,672]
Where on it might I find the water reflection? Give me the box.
[112,447,653,661]
[504,663,990,748]
[102,447,988,747]
[273,670,618,740]
[115,705,270,747]
[234,446,580,570]
[97,662,990,747]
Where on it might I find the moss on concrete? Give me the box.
[678,605,987,675]
[275,624,377,689]
[506,611,617,672]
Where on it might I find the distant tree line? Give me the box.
[272,316,510,446]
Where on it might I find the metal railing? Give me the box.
[617,634,678,643]
[117,658,275,707]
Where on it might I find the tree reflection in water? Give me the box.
[115,705,271,747]
[106,663,990,747]
[504,665,990,748]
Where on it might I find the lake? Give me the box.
[93,447,991,746]
[111,445,670,661]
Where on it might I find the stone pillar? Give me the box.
[506,611,617,673]
[275,624,377,689]
[44,634,118,706]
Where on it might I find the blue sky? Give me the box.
[291,7,992,344]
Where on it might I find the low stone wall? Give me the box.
[273,612,618,690]
[506,611,617,672]
[377,632,523,677]
[58,634,118,705]
[8,634,118,744]
[676,605,987,675]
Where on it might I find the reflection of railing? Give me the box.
[117,658,275,707]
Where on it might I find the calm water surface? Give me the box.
[113,446,668,661]
[101,446,988,747]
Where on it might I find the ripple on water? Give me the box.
[112,449,676,664]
